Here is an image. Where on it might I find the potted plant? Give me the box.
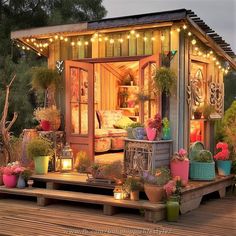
[31,67,61,107]
[202,104,215,119]
[74,151,91,173]
[190,149,215,180]
[1,162,25,188]
[153,67,176,95]
[214,142,232,176]
[103,161,124,185]
[146,113,162,141]
[126,122,144,139]
[164,176,182,222]
[89,163,106,179]
[162,117,171,140]
[123,177,142,201]
[136,90,150,102]
[142,167,170,203]
[193,106,203,119]
[34,106,61,131]
[27,137,53,175]
[170,149,189,186]
[17,168,33,189]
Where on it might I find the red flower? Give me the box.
[214,142,230,161]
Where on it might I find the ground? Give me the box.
[0,194,235,236]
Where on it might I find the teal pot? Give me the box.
[166,196,180,222]
[34,156,50,175]
[216,160,232,176]
[17,175,26,189]
[162,127,171,140]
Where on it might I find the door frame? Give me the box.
[65,54,160,161]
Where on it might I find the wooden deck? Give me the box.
[0,194,235,235]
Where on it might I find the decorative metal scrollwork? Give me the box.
[209,82,224,115]
[187,76,203,106]
[56,60,64,74]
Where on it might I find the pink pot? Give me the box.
[146,127,157,141]
[40,120,51,131]
[0,174,3,186]
[3,174,18,188]
[170,160,189,185]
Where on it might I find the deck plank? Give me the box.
[0,195,235,236]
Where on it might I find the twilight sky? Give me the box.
[103,0,236,53]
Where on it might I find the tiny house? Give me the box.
[11,9,236,162]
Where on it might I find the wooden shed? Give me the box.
[11,9,236,162]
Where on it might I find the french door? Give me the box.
[65,61,94,159]
[139,54,160,123]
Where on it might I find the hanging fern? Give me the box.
[153,67,177,95]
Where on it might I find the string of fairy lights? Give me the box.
[15,23,231,74]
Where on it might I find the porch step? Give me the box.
[0,186,165,223]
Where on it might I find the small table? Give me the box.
[124,139,173,176]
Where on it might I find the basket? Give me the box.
[189,142,215,181]
[190,161,215,180]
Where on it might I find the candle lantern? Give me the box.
[60,143,73,172]
[113,186,124,200]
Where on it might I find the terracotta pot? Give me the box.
[144,183,164,203]
[146,127,157,141]
[130,191,139,201]
[40,120,51,131]
[3,174,18,188]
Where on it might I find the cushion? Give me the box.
[111,137,125,150]
[114,116,135,129]
[95,129,109,138]
[94,138,111,152]
[107,128,127,137]
[97,110,123,129]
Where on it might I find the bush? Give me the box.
[74,151,91,173]
[27,137,53,159]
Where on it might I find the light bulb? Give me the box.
[191,39,197,45]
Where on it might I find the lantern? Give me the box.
[113,186,124,200]
[60,143,73,172]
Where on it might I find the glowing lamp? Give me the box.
[60,143,73,172]
[113,186,124,200]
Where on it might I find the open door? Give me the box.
[139,54,160,123]
[65,61,94,160]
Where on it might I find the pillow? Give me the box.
[98,110,123,129]
[114,116,135,129]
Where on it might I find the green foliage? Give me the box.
[202,104,215,119]
[194,150,213,163]
[103,161,123,180]
[21,169,33,181]
[162,117,169,128]
[31,67,61,91]
[154,67,177,95]
[224,71,236,110]
[75,151,91,173]
[27,137,53,159]
[123,177,142,192]
[0,0,107,136]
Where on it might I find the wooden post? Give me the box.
[103,205,118,216]
[37,197,51,206]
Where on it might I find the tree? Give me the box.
[0,0,107,136]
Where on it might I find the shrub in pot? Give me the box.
[126,122,144,140]
[214,142,232,176]
[103,161,124,185]
[123,177,142,201]
[142,167,171,203]
[27,137,53,175]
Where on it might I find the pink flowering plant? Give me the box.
[0,161,25,176]
[146,113,162,132]
[163,176,182,200]
[172,148,188,161]
[214,142,230,161]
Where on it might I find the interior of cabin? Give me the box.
[67,57,161,163]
